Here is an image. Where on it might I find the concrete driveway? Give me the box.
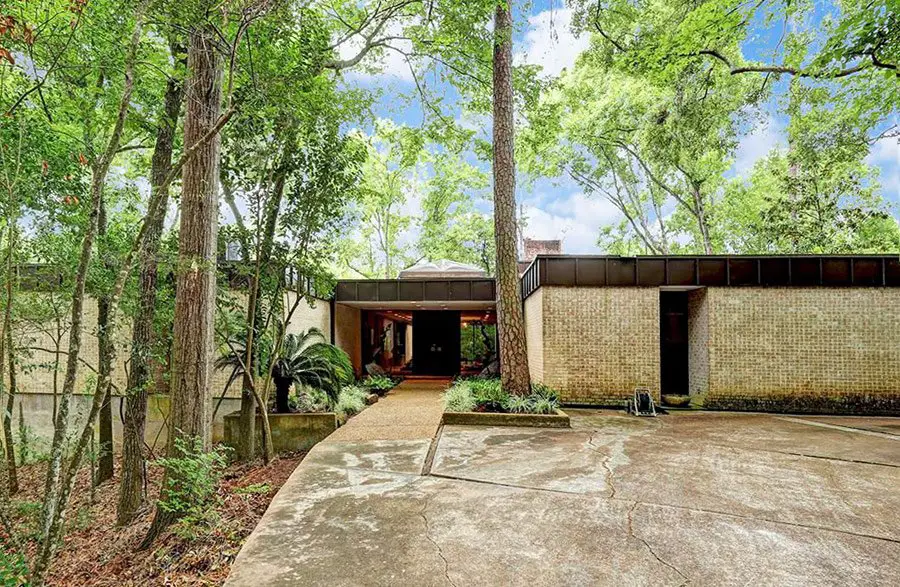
[226,405,900,586]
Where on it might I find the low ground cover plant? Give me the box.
[442,378,561,414]
[361,374,398,394]
[289,383,370,424]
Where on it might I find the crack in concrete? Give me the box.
[612,496,900,545]
[428,471,585,495]
[587,432,617,499]
[703,442,900,469]
[627,501,690,586]
[420,496,455,587]
[429,469,900,546]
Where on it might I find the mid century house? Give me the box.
[332,241,900,415]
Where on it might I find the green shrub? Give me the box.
[460,378,503,411]
[531,397,558,414]
[0,548,29,587]
[442,379,561,414]
[335,385,368,423]
[291,385,331,413]
[530,383,560,403]
[442,382,476,412]
[361,375,396,393]
[156,436,230,540]
[504,394,533,414]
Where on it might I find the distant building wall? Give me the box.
[334,304,362,375]
[536,286,660,404]
[10,291,333,446]
[524,288,544,383]
[704,287,900,414]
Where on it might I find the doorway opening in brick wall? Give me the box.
[659,287,709,400]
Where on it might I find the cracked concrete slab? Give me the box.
[227,396,900,586]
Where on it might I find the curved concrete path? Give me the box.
[227,390,900,586]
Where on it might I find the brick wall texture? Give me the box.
[9,292,332,400]
[703,287,900,414]
[524,288,544,383]
[524,285,900,414]
[532,286,660,405]
[687,289,709,397]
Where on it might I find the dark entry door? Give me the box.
[660,291,689,395]
[412,311,461,375]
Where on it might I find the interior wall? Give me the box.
[334,304,362,375]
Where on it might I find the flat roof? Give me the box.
[521,254,900,298]
[335,278,496,306]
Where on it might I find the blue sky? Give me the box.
[336,1,899,255]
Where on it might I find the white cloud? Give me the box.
[867,136,899,199]
[521,191,621,253]
[335,19,416,83]
[732,117,785,177]
[516,8,589,78]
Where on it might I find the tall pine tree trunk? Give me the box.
[116,71,183,526]
[492,0,530,396]
[141,22,223,546]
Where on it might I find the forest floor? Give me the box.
[9,451,305,586]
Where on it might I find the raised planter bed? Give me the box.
[223,411,337,454]
[442,409,570,428]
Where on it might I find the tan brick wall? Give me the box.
[704,287,900,414]
[11,291,332,400]
[334,304,362,375]
[524,288,544,383]
[687,289,709,397]
[539,286,660,405]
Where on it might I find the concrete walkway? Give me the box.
[226,399,900,586]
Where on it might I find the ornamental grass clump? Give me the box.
[442,381,476,412]
[441,378,561,414]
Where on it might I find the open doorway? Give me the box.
[660,291,689,396]
[361,308,496,377]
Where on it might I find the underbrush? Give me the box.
[289,383,371,424]
[442,378,561,414]
[4,450,305,586]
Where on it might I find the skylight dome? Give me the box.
[397,260,488,279]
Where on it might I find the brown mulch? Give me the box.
[9,451,305,586]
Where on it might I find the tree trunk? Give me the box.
[116,70,183,526]
[237,162,285,462]
[1,219,18,495]
[492,0,531,396]
[96,197,115,484]
[31,5,146,582]
[141,22,223,548]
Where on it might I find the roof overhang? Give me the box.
[335,278,496,307]
[521,254,900,299]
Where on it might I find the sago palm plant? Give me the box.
[216,328,353,413]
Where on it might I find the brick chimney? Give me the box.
[519,238,562,274]
[523,238,562,261]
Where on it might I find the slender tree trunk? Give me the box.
[1,219,17,494]
[237,163,285,463]
[117,71,183,526]
[31,6,146,582]
[3,327,18,495]
[96,197,115,483]
[492,0,530,396]
[141,22,223,547]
